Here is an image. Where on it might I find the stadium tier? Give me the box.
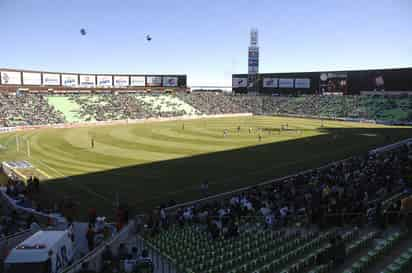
[0,92,412,127]
[1,70,412,273]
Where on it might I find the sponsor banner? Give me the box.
[43,73,60,85]
[232,78,248,88]
[114,76,129,87]
[146,76,162,86]
[263,78,278,88]
[97,75,113,87]
[320,72,347,81]
[1,71,21,85]
[79,75,95,87]
[130,76,146,86]
[163,76,178,87]
[23,72,41,85]
[294,78,310,88]
[278,78,294,88]
[62,74,78,87]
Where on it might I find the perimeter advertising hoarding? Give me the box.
[146,76,162,87]
[62,74,78,87]
[114,76,129,87]
[23,72,41,85]
[163,77,178,87]
[278,78,294,88]
[97,75,113,87]
[43,73,60,85]
[130,76,146,86]
[294,78,310,88]
[263,78,278,88]
[1,71,21,85]
[232,78,248,88]
[79,75,95,87]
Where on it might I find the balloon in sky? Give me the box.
[80,28,87,36]
[146,34,152,41]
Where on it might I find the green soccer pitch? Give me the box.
[0,115,411,217]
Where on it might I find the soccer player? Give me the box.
[223,129,228,138]
[182,123,185,130]
[249,127,252,134]
[91,138,94,149]
[258,134,262,142]
[237,126,241,134]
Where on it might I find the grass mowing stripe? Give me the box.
[36,159,112,203]
[0,116,411,218]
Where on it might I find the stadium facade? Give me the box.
[0,68,187,92]
[233,67,412,95]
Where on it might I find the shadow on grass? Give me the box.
[37,127,411,219]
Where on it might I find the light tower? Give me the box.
[248,28,259,94]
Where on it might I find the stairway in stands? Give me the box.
[329,229,412,273]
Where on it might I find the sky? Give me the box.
[0,0,411,86]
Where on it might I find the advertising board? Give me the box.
[232,78,248,87]
[263,78,278,88]
[114,76,129,87]
[97,75,113,87]
[1,71,21,85]
[79,75,95,87]
[23,72,41,85]
[62,74,78,87]
[163,77,178,87]
[130,76,146,86]
[146,76,162,87]
[278,78,294,88]
[43,73,60,85]
[294,78,310,88]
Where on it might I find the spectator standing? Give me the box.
[86,223,95,251]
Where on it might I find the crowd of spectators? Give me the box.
[0,177,44,238]
[3,176,63,215]
[177,93,412,122]
[69,94,151,121]
[0,205,31,239]
[144,141,412,239]
[0,93,65,127]
[0,92,411,127]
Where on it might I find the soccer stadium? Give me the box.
[1,2,412,273]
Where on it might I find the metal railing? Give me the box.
[61,220,135,273]
[0,188,65,227]
[134,235,177,273]
[0,228,36,260]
